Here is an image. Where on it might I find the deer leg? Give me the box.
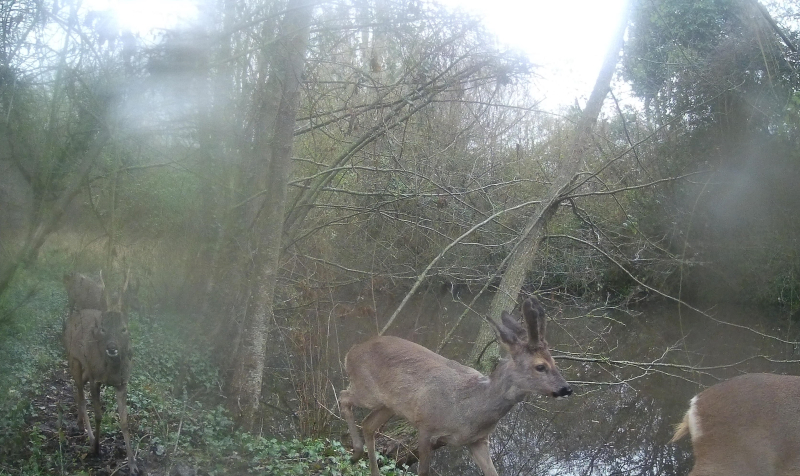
[75,379,91,438]
[415,428,434,476]
[89,381,102,455]
[70,361,93,443]
[339,389,365,462]
[467,437,499,476]
[116,385,139,474]
[362,406,394,476]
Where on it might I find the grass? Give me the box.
[0,250,411,476]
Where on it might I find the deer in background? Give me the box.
[63,271,106,312]
[671,373,800,476]
[339,297,572,476]
[63,272,138,474]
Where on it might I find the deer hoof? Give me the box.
[350,449,365,463]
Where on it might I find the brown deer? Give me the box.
[64,273,138,474]
[671,373,800,476]
[339,297,572,476]
[63,271,106,312]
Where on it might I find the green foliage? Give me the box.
[767,271,800,311]
[221,436,410,476]
[624,0,737,101]
[110,165,201,237]
[624,0,798,129]
[0,261,67,474]
[617,0,800,304]
[0,257,409,476]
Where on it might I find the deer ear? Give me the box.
[522,297,546,344]
[501,310,528,341]
[118,269,130,311]
[490,311,524,347]
[102,271,113,312]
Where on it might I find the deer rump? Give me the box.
[671,373,800,476]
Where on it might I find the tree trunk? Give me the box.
[227,0,313,428]
[469,2,632,367]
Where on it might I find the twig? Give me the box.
[173,392,188,454]
[379,199,542,335]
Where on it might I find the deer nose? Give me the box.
[553,386,572,398]
[106,344,120,358]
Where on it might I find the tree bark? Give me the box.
[227,0,313,428]
[468,1,632,367]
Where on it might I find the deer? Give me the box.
[63,272,138,474]
[63,271,106,312]
[339,297,572,476]
[671,373,800,476]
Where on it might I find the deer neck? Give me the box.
[467,359,526,423]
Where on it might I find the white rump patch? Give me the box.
[687,395,702,440]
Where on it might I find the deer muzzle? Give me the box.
[106,344,120,358]
[552,385,573,398]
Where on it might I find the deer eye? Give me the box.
[535,364,547,372]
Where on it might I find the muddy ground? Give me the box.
[19,363,198,476]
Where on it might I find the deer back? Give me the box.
[64,308,132,388]
[345,336,484,415]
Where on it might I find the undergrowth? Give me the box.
[0,258,410,475]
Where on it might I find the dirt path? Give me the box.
[24,362,168,476]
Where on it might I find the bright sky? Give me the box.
[438,0,629,109]
[87,0,628,109]
[85,0,198,34]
